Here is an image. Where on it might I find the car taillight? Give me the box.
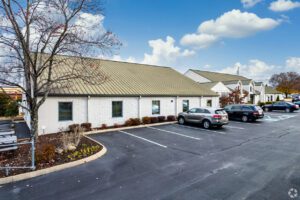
[213,114,222,119]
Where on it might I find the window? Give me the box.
[182,100,189,112]
[188,108,197,113]
[112,101,123,118]
[152,100,160,115]
[59,102,73,121]
[232,106,241,111]
[207,99,212,107]
[242,106,253,111]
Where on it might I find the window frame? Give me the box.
[58,102,73,121]
[152,100,160,115]
[207,99,212,107]
[182,100,189,112]
[112,101,123,118]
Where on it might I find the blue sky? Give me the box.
[100,0,300,81]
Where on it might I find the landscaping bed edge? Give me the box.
[0,136,107,185]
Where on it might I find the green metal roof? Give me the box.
[42,55,218,97]
[190,69,251,83]
[265,86,282,94]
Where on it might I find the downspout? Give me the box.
[138,96,142,119]
[175,96,179,115]
[87,96,90,122]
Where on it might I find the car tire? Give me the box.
[178,117,185,125]
[202,120,211,129]
[242,115,248,122]
[265,108,269,112]
[285,108,291,113]
[216,125,223,128]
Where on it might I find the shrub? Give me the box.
[276,96,280,101]
[131,118,141,126]
[113,123,121,128]
[69,124,80,132]
[35,144,56,163]
[150,117,159,123]
[101,124,108,129]
[67,145,101,161]
[158,116,166,122]
[125,119,134,126]
[142,117,151,124]
[265,101,273,105]
[81,123,92,131]
[61,127,83,152]
[167,115,176,121]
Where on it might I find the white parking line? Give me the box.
[119,130,167,148]
[230,121,261,126]
[174,124,226,135]
[226,125,245,130]
[147,126,202,140]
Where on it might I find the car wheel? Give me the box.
[286,108,291,113]
[178,117,185,125]
[242,115,248,122]
[202,120,211,129]
[265,108,269,112]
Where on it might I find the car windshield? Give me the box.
[286,102,294,105]
[215,109,227,114]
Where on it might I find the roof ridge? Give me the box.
[190,69,250,80]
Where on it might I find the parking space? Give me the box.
[2,111,300,200]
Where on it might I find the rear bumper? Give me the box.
[211,120,229,126]
[253,115,264,119]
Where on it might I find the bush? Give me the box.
[81,123,92,131]
[125,119,134,126]
[167,115,176,121]
[101,124,108,129]
[131,118,141,126]
[35,144,56,163]
[0,93,18,117]
[265,101,273,105]
[69,124,80,132]
[113,123,121,128]
[150,117,159,123]
[67,145,101,161]
[158,116,166,122]
[276,96,280,101]
[142,117,151,124]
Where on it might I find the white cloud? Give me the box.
[180,34,218,49]
[241,0,262,8]
[286,57,300,71]
[269,0,300,12]
[219,60,275,81]
[142,36,195,65]
[181,9,280,49]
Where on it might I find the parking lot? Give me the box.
[2,111,300,200]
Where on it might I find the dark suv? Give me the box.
[224,104,264,122]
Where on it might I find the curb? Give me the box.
[0,136,107,185]
[84,121,177,135]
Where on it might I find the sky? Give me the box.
[94,0,300,82]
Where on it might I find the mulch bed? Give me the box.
[0,133,102,178]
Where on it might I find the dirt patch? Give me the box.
[0,133,102,178]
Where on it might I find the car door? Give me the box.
[193,108,205,122]
[272,102,280,110]
[224,105,233,119]
[185,108,197,122]
[231,105,242,119]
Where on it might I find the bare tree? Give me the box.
[269,72,300,98]
[0,0,120,138]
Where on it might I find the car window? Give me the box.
[232,106,241,111]
[204,109,211,114]
[274,102,281,106]
[254,106,263,111]
[196,108,204,113]
[242,106,253,111]
[215,109,226,114]
[188,108,197,113]
[224,105,231,111]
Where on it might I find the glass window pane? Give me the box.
[152,100,160,115]
[59,102,73,121]
[183,100,189,112]
[207,100,212,107]
[112,101,123,117]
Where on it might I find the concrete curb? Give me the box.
[84,121,177,135]
[0,136,107,185]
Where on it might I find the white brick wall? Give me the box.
[37,96,219,135]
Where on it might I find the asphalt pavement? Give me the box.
[1,111,300,200]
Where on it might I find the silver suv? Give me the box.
[178,107,229,129]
